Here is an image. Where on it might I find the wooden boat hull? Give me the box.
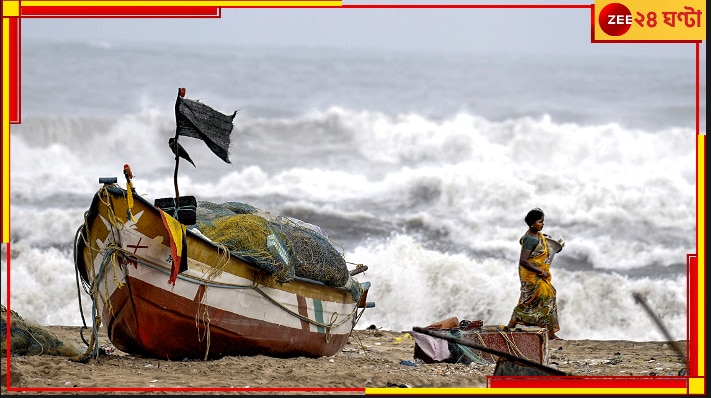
[75,182,368,360]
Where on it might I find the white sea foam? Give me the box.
[5,43,700,342]
[349,234,687,341]
[7,109,695,342]
[2,241,93,326]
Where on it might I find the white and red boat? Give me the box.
[73,173,372,361]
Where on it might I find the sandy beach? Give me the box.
[2,321,688,394]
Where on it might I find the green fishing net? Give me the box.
[1,305,80,358]
[191,201,351,289]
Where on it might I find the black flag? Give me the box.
[175,88,236,164]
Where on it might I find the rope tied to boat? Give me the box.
[100,245,126,317]
[71,185,130,363]
[323,312,341,343]
[250,284,359,334]
[97,185,125,244]
[70,313,102,364]
[193,243,232,360]
[195,296,212,361]
[71,222,116,363]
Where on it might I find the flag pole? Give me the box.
[171,86,235,221]
[173,87,185,207]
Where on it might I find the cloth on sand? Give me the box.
[411,331,451,362]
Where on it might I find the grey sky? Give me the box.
[20,1,706,59]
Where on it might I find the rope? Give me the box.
[248,278,361,345]
[97,185,124,246]
[70,245,113,363]
[72,223,92,349]
[194,244,231,360]
[497,330,529,360]
[83,244,357,356]
[459,329,531,362]
[70,185,128,363]
[195,296,211,360]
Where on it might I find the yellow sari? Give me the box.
[509,232,560,335]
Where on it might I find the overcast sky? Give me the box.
[20,1,706,59]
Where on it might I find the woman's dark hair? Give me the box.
[525,208,545,226]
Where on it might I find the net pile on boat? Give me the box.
[191,201,354,293]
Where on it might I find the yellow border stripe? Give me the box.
[689,376,704,394]
[2,18,9,244]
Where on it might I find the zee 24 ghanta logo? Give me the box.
[597,1,704,39]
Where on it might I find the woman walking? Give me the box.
[506,208,563,340]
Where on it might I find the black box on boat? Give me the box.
[154,196,197,225]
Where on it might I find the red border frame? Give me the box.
[7,17,21,124]
[2,2,705,395]
[20,6,222,17]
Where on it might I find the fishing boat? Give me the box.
[71,88,373,361]
[73,171,372,361]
